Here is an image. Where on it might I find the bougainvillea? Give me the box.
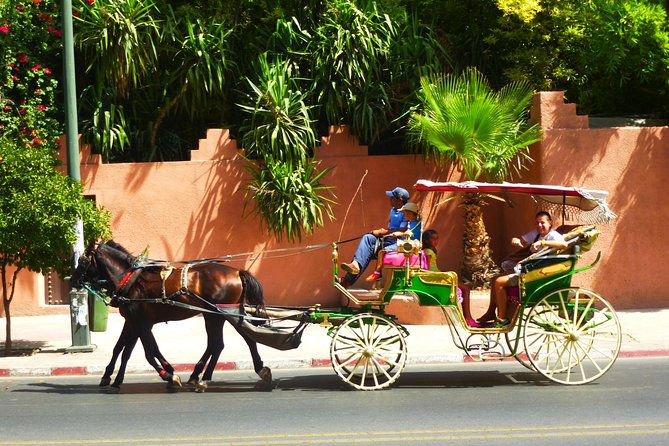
[0,0,63,148]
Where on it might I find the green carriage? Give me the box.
[321,180,621,390]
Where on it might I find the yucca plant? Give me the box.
[244,160,335,242]
[310,0,397,144]
[74,0,162,97]
[239,55,315,166]
[408,67,541,287]
[239,54,334,241]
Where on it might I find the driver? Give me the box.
[337,186,410,288]
[480,211,568,327]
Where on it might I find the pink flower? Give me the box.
[33,0,42,4]
[17,6,24,11]
[32,138,41,145]
[19,54,28,63]
[36,105,47,112]
[11,76,19,81]
[53,30,62,37]
[3,106,10,111]
[0,25,9,34]
[85,0,94,4]
[19,108,26,114]
[35,89,43,94]
[73,10,81,17]
[31,64,41,71]
[43,67,51,75]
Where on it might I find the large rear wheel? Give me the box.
[330,313,407,390]
[523,288,621,385]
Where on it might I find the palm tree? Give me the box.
[407,67,541,287]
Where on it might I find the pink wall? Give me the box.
[5,92,668,319]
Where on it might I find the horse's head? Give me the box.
[71,240,136,292]
[70,240,99,289]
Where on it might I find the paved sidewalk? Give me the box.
[1,306,668,378]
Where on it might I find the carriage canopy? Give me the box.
[414,180,617,224]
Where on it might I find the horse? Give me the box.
[71,240,272,392]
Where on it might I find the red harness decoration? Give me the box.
[117,270,134,290]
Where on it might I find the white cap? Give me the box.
[399,202,419,214]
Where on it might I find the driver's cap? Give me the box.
[385,187,409,200]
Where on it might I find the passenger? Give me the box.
[422,229,440,272]
[479,211,568,327]
[421,229,478,328]
[365,202,422,282]
[338,186,410,288]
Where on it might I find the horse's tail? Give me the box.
[239,269,266,310]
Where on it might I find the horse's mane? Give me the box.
[105,240,133,256]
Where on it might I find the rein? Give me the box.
[138,235,363,266]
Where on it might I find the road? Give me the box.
[0,357,668,445]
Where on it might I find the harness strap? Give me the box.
[180,263,191,290]
[160,266,175,299]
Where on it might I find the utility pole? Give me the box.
[61,0,93,352]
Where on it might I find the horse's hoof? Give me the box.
[186,379,198,387]
[195,380,208,393]
[108,386,121,394]
[258,367,272,383]
[99,377,111,387]
[172,375,182,387]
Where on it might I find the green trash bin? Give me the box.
[88,292,109,332]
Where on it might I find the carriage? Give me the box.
[74,180,621,392]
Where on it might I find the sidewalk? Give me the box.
[1,307,668,378]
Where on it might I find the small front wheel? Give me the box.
[523,288,621,385]
[330,313,407,390]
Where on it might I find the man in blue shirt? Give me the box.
[338,186,409,288]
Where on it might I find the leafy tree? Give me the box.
[0,139,112,354]
[407,67,541,287]
[488,0,669,114]
[0,0,111,353]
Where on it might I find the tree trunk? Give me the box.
[460,193,500,289]
[1,264,11,355]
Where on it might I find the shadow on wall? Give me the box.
[599,127,669,308]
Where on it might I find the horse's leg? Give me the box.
[233,324,272,384]
[193,315,224,393]
[109,330,139,391]
[100,321,132,387]
[136,324,180,387]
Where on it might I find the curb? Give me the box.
[1,350,667,378]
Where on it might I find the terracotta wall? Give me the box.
[4,91,668,319]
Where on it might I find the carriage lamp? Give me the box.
[398,239,422,254]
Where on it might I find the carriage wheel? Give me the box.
[523,288,621,385]
[330,313,407,391]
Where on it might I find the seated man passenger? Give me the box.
[338,186,410,288]
[365,202,421,282]
[481,211,568,328]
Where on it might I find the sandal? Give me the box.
[340,262,360,275]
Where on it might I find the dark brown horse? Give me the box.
[71,240,271,392]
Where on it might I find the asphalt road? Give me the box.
[0,357,668,446]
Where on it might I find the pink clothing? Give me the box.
[382,251,428,269]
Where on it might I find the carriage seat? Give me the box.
[518,225,599,279]
[505,225,600,302]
